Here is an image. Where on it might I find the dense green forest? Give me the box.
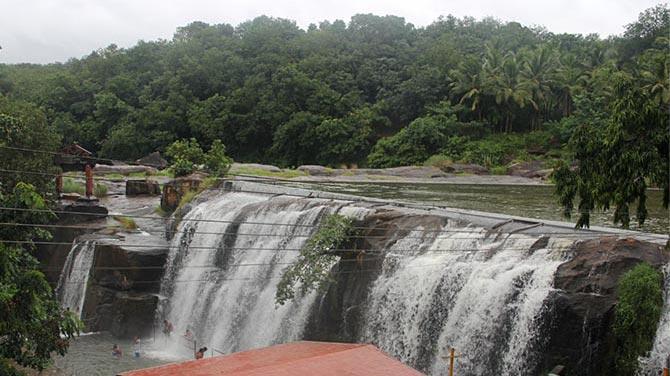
[0,5,667,171]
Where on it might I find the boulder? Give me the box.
[160,173,205,212]
[540,237,668,375]
[94,164,158,175]
[449,163,489,175]
[381,166,448,179]
[126,179,161,196]
[508,160,545,178]
[135,152,168,170]
[297,165,333,176]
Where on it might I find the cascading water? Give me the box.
[359,224,573,375]
[56,240,96,318]
[159,192,368,356]
[159,187,668,375]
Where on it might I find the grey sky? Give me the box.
[0,0,663,64]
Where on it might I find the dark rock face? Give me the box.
[126,179,161,196]
[160,174,204,212]
[540,237,669,376]
[81,240,169,337]
[136,152,168,170]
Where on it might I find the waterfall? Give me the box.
[156,188,582,374]
[639,262,670,374]
[159,191,368,356]
[56,240,96,318]
[359,224,573,374]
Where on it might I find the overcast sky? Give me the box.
[0,0,663,64]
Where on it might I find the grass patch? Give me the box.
[94,183,108,197]
[229,165,306,179]
[176,190,198,212]
[112,215,137,230]
[62,178,85,195]
[128,171,147,178]
[98,173,124,180]
[154,206,169,217]
[490,166,508,175]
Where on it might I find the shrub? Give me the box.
[490,166,508,175]
[165,138,204,165]
[275,214,355,305]
[424,154,453,172]
[204,140,233,177]
[170,158,196,177]
[612,263,663,375]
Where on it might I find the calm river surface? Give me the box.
[302,182,669,234]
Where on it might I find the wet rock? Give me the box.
[297,165,334,176]
[448,163,489,175]
[160,173,205,212]
[136,152,168,170]
[126,179,161,196]
[540,237,668,376]
[508,161,547,178]
[81,237,169,336]
[381,166,448,179]
[59,202,108,223]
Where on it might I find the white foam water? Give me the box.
[56,240,96,318]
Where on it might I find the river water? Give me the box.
[300,182,669,234]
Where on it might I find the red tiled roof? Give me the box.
[118,341,424,376]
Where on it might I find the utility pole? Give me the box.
[440,347,458,376]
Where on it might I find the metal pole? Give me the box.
[449,347,455,376]
[194,340,197,358]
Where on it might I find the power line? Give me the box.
[54,259,494,284]
[1,205,649,238]
[0,221,637,240]
[1,239,564,253]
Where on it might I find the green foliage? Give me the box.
[170,158,196,177]
[112,215,137,230]
[0,183,82,374]
[204,140,233,176]
[61,178,85,195]
[275,214,355,305]
[165,138,205,166]
[554,73,669,228]
[0,97,61,195]
[0,4,668,226]
[166,138,233,177]
[612,263,663,375]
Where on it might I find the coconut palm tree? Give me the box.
[520,45,556,129]
[554,53,587,117]
[449,57,485,121]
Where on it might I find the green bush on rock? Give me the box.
[612,262,663,375]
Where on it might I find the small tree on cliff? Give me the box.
[0,183,81,375]
[275,214,355,306]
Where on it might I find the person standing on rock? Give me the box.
[133,336,141,358]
